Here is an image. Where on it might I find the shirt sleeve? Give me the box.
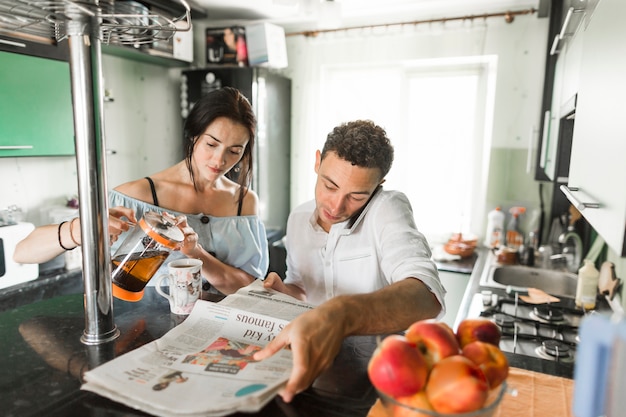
[371,191,447,318]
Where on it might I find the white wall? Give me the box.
[0,54,183,225]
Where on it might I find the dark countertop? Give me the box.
[0,253,585,417]
[0,271,378,417]
[435,252,478,274]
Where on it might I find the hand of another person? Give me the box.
[107,206,137,244]
[253,305,346,403]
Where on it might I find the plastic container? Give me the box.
[575,259,600,310]
[505,207,526,249]
[111,211,184,302]
[484,207,505,248]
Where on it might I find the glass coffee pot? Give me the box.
[111,211,184,302]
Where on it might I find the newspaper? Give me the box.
[81,280,314,417]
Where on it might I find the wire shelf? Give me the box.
[0,0,190,45]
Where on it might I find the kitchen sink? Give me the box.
[480,264,577,298]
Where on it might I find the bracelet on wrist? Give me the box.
[58,221,72,251]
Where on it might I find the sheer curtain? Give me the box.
[285,20,495,243]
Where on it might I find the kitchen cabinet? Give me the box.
[438,270,470,329]
[537,0,583,183]
[565,0,626,256]
[0,51,75,157]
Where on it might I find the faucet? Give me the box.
[558,226,583,273]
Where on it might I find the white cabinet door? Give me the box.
[567,0,626,256]
[438,271,470,330]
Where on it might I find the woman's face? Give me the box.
[192,117,249,182]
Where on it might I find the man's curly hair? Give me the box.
[321,120,394,180]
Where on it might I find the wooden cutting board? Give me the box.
[367,367,574,417]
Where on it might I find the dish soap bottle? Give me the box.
[576,259,600,310]
[484,206,505,248]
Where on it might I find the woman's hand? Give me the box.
[107,206,137,244]
[172,214,200,257]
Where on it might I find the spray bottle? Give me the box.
[506,206,526,250]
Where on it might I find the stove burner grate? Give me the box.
[534,340,575,363]
[530,305,565,323]
[493,313,516,330]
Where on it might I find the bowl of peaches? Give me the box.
[368,318,510,417]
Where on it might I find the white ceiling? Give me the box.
[193,0,543,33]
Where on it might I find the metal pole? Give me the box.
[65,4,119,345]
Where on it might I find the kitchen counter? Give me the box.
[0,276,378,417]
[456,249,580,377]
[0,252,587,417]
[455,248,617,380]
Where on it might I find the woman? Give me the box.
[110,86,268,295]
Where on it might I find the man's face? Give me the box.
[314,150,383,232]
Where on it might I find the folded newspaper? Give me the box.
[81,280,314,417]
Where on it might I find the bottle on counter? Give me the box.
[575,259,600,310]
[484,206,505,248]
[505,206,526,250]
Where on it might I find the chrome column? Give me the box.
[65,2,119,345]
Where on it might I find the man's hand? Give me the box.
[262,272,306,301]
[253,305,347,403]
[262,272,288,293]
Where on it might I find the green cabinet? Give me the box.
[0,51,75,157]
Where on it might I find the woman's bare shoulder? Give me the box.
[240,187,259,216]
[113,177,153,201]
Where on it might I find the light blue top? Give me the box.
[109,190,269,285]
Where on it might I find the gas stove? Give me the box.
[466,291,590,364]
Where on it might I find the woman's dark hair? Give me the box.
[321,120,394,180]
[183,86,256,206]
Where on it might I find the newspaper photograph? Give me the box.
[81,281,313,417]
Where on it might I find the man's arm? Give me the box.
[253,277,442,402]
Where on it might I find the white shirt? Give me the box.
[284,189,446,315]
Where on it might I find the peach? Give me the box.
[393,390,434,417]
[425,355,489,414]
[367,335,429,398]
[405,319,460,367]
[456,318,501,348]
[462,340,509,389]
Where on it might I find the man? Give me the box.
[254,120,446,402]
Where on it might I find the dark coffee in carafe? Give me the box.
[111,250,170,292]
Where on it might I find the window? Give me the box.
[320,56,496,243]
